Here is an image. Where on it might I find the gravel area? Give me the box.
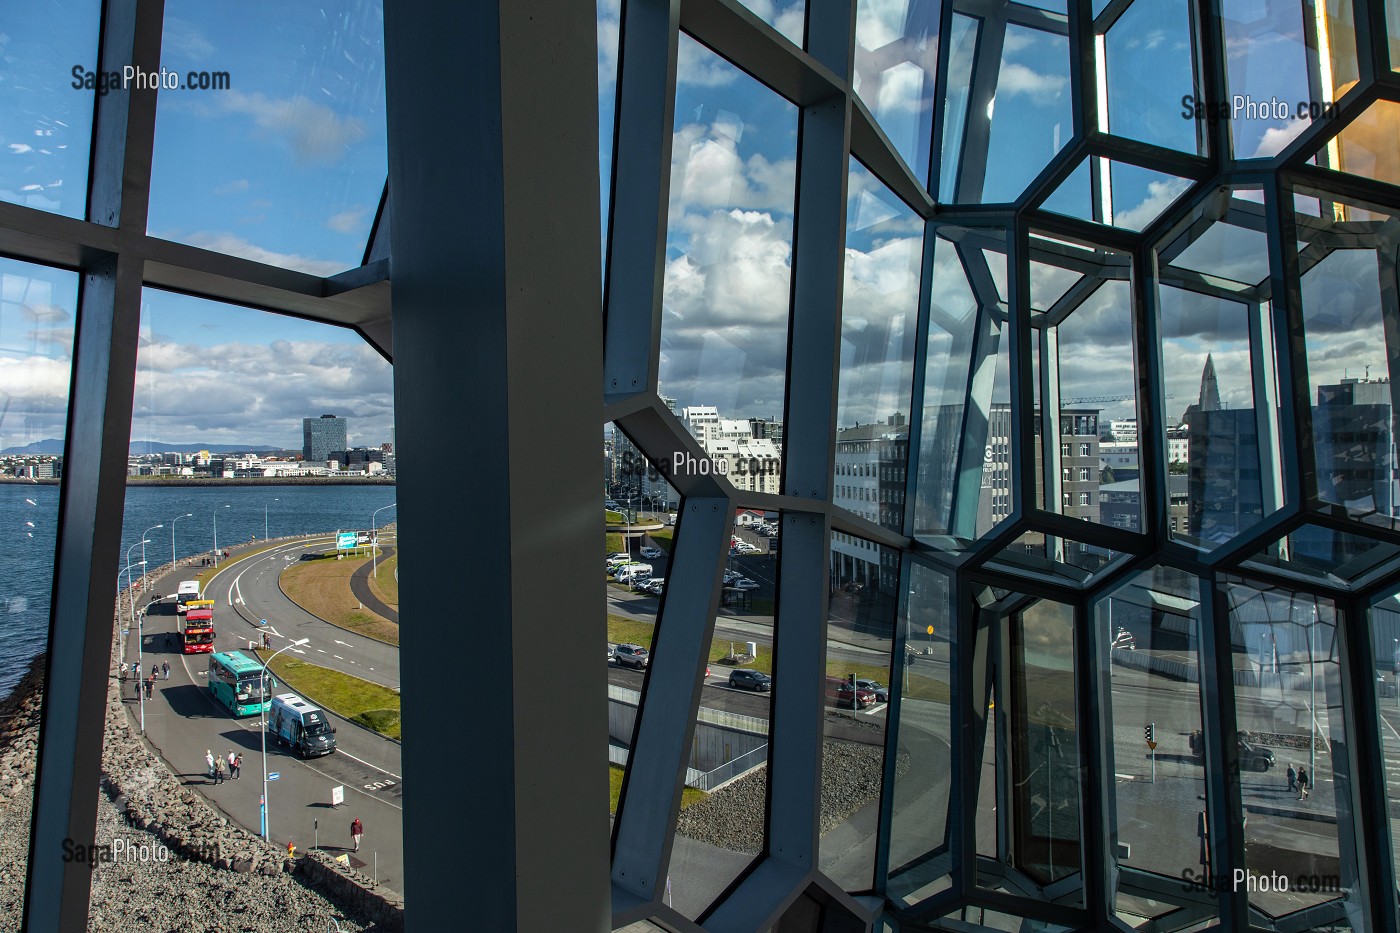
[675,737,909,853]
[0,654,381,932]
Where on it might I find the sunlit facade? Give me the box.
[7,0,1400,931]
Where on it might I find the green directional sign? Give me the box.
[336,532,357,551]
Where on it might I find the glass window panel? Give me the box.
[1039,159,1092,220]
[819,539,899,891]
[1391,0,1400,70]
[1040,158,1192,231]
[661,37,797,471]
[981,24,1072,203]
[0,259,76,922]
[1009,598,1083,893]
[1243,523,1400,587]
[985,528,1127,588]
[599,0,620,254]
[734,0,804,46]
[885,561,955,905]
[836,160,921,534]
[1222,579,1363,925]
[914,231,980,542]
[1096,568,1210,927]
[937,14,979,202]
[0,1,100,219]
[1368,591,1400,908]
[1103,0,1199,154]
[1311,100,1400,191]
[853,0,938,184]
[102,289,402,921]
[974,309,1014,538]
[147,0,387,274]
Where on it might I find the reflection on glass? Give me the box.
[660,37,796,477]
[1243,523,1400,587]
[981,24,1071,203]
[734,0,804,46]
[836,161,921,534]
[148,0,387,273]
[1314,100,1400,185]
[0,2,100,218]
[853,0,938,182]
[1040,159,1192,231]
[598,0,620,251]
[985,529,1125,588]
[666,519,779,918]
[1222,579,1362,925]
[1368,591,1400,905]
[1096,568,1209,927]
[886,562,955,905]
[1103,0,1198,154]
[1392,0,1400,71]
[819,538,898,891]
[1010,598,1083,892]
[937,14,980,202]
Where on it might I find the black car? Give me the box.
[728,669,771,692]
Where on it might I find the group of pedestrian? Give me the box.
[205,749,243,784]
[1286,763,1311,799]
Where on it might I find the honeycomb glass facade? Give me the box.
[7,0,1400,931]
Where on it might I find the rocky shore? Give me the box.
[0,635,399,931]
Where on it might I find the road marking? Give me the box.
[333,655,344,660]
[335,640,353,647]
[290,648,305,655]
[336,749,403,780]
[317,649,327,654]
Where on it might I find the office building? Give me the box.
[302,414,347,463]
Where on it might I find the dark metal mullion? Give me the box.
[1357,0,1394,79]
[1009,222,1035,535]
[25,0,162,929]
[1134,245,1168,545]
[955,13,1006,204]
[1334,594,1400,931]
[902,221,939,537]
[603,0,680,402]
[362,182,390,265]
[1263,173,1311,513]
[926,0,958,199]
[1194,0,1234,161]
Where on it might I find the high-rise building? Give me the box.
[302,414,347,463]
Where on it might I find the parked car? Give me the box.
[607,552,630,562]
[612,644,650,670]
[639,545,662,559]
[644,579,665,595]
[728,669,771,691]
[736,542,762,554]
[723,571,742,584]
[1237,737,1275,772]
[1111,627,1136,651]
[733,578,760,591]
[838,681,877,710]
[855,679,888,702]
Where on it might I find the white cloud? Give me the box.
[1250,117,1309,158]
[1113,175,1192,231]
[678,38,739,87]
[8,144,33,154]
[162,17,215,61]
[325,208,368,234]
[996,62,1068,101]
[184,91,367,164]
[213,179,250,195]
[669,123,796,214]
[180,232,347,276]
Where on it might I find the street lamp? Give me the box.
[139,524,164,590]
[171,513,193,570]
[124,539,148,630]
[625,498,632,557]
[260,636,310,841]
[119,554,145,682]
[213,504,230,566]
[264,498,279,542]
[371,502,397,578]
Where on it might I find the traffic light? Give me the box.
[1144,723,1155,744]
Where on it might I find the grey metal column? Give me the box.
[384,1,607,929]
[24,0,160,929]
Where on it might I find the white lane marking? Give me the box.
[335,749,403,780]
[289,648,306,655]
[293,760,404,811]
[317,649,327,654]
[333,655,344,660]
[368,667,374,671]
[334,640,353,647]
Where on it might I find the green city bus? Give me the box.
[207,651,275,717]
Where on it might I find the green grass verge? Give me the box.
[258,652,401,740]
[605,510,625,524]
[605,532,623,555]
[279,551,399,646]
[647,527,673,551]
[368,552,399,608]
[609,763,704,814]
[194,538,328,590]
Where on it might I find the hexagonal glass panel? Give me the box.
[733,0,804,46]
[983,527,1129,590]
[1219,578,1364,925]
[1155,187,1285,550]
[1101,0,1201,154]
[660,37,796,468]
[1308,99,1400,186]
[885,560,956,906]
[1293,190,1399,531]
[1222,0,1358,159]
[1240,523,1400,591]
[936,12,979,202]
[1039,157,1193,231]
[1391,0,1400,70]
[853,0,938,184]
[1094,567,1211,928]
[147,0,387,273]
[1367,589,1400,905]
[0,1,100,218]
[942,16,1071,203]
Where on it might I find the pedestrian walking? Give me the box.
[350,817,363,852]
[151,663,159,681]
[144,676,154,700]
[205,749,215,779]
[162,661,170,680]
[213,757,225,785]
[1287,763,1297,792]
[227,751,237,778]
[1297,766,1310,799]
[232,753,242,779]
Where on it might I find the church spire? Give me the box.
[1198,353,1221,413]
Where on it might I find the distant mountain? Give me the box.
[0,439,290,456]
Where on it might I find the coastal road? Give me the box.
[119,544,406,893]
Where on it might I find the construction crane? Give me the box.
[1060,393,1174,405]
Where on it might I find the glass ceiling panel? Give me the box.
[1308,99,1400,188]
[1039,158,1192,232]
[980,23,1072,203]
[147,0,387,275]
[660,36,797,454]
[1102,0,1199,154]
[853,0,938,185]
[0,0,101,218]
[734,0,804,46]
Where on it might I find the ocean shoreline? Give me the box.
[0,476,395,487]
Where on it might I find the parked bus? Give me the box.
[207,651,274,717]
[180,605,215,654]
[175,580,201,615]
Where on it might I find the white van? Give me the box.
[268,693,337,758]
[613,562,652,582]
[175,580,201,615]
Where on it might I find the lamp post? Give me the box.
[625,498,632,557]
[171,512,193,570]
[137,605,147,733]
[213,504,230,566]
[260,637,310,841]
[1309,604,1317,780]
[120,555,145,680]
[264,498,279,542]
[139,524,164,590]
[371,503,397,578]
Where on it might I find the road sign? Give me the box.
[1146,741,1157,750]
[331,785,344,807]
[268,772,281,781]
[336,531,357,551]
[926,625,934,635]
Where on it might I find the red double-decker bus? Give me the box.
[181,603,215,654]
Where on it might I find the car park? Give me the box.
[639,545,662,559]
[855,679,888,702]
[728,669,771,691]
[722,571,741,584]
[613,644,650,669]
[733,578,760,591]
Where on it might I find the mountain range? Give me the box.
[1,439,291,457]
